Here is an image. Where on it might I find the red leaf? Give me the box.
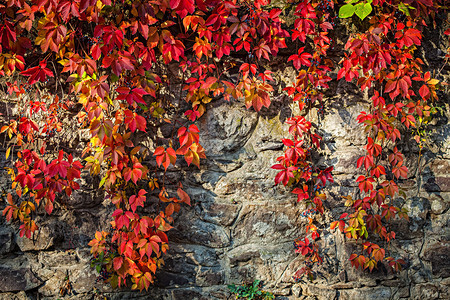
[20,60,54,85]
[113,256,123,271]
[272,164,296,186]
[129,189,147,212]
[370,165,386,178]
[288,47,312,69]
[171,0,195,18]
[356,176,375,193]
[153,147,176,171]
[124,110,147,132]
[177,188,190,205]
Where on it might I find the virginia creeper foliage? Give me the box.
[0,0,447,290]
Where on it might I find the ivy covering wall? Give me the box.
[0,0,449,299]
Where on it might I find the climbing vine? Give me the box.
[275,0,447,281]
[0,0,447,291]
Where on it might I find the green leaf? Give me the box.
[398,2,413,16]
[138,103,148,111]
[99,175,107,188]
[339,4,355,18]
[110,274,118,289]
[110,73,119,83]
[355,3,372,20]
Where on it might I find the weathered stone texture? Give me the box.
[1,93,448,300]
[0,267,41,292]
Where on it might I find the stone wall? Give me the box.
[0,21,449,300]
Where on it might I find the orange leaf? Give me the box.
[177,188,190,205]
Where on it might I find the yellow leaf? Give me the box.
[6,147,11,159]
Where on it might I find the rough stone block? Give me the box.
[232,203,302,245]
[423,241,450,277]
[0,228,14,255]
[410,283,440,299]
[0,291,29,300]
[0,267,42,292]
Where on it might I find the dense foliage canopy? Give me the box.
[0,0,448,290]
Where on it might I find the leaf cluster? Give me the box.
[0,0,447,291]
[228,280,274,300]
